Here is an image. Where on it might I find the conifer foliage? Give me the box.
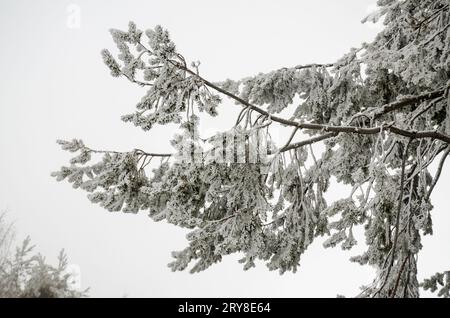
[0,213,87,298]
[53,0,450,297]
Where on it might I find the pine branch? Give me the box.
[375,139,412,297]
[371,87,449,119]
[172,61,450,144]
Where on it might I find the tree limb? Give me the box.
[174,62,450,144]
[426,146,450,201]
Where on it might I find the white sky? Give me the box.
[0,0,448,297]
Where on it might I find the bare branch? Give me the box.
[281,132,337,152]
[426,146,450,201]
[390,253,410,298]
[85,146,172,157]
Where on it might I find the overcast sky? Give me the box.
[0,0,449,297]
